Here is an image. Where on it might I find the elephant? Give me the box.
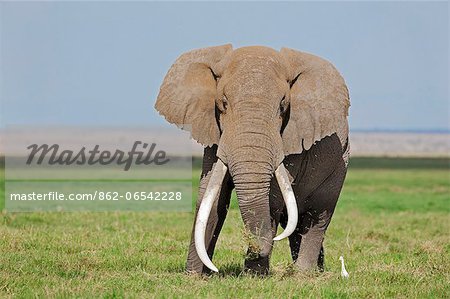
[155,44,350,275]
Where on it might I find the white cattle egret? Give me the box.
[339,256,349,278]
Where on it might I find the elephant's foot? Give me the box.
[186,251,213,275]
[186,262,216,275]
[244,254,270,276]
[294,256,324,272]
[293,233,325,272]
[294,246,325,272]
[186,260,205,275]
[292,245,325,272]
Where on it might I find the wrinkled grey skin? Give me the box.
[156,46,349,275]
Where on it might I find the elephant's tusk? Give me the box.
[194,159,228,273]
[273,163,298,241]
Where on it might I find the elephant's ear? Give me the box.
[155,44,233,146]
[280,48,350,155]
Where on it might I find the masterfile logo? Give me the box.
[26,141,170,171]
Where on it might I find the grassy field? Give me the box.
[0,158,449,298]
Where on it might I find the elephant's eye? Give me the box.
[218,95,228,113]
[209,67,220,81]
[280,95,287,114]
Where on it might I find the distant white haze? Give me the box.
[348,132,449,157]
[1,127,448,158]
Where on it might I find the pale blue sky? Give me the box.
[1,1,448,131]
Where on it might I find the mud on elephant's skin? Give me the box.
[155,45,350,275]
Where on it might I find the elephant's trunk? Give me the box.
[218,121,283,273]
[232,169,274,273]
[227,137,274,264]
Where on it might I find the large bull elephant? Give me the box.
[155,45,350,275]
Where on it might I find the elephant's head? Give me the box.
[155,45,349,272]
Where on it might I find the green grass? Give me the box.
[0,158,449,298]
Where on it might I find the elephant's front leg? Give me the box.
[186,147,233,274]
[294,164,347,271]
[287,228,324,271]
